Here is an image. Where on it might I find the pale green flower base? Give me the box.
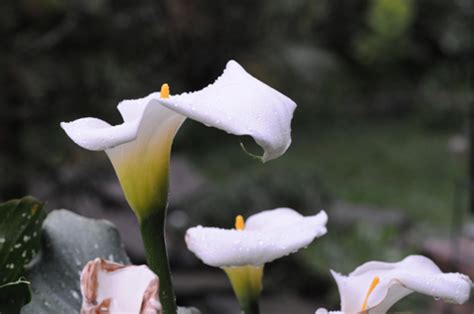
[223,265,264,314]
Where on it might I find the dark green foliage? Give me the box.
[184,164,329,229]
[0,196,45,285]
[355,0,415,65]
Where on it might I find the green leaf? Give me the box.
[0,196,46,285]
[22,210,130,314]
[0,279,32,314]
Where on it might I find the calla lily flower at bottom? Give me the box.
[186,208,328,314]
[80,258,161,314]
[316,255,472,314]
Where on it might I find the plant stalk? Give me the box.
[140,210,177,314]
[241,298,260,314]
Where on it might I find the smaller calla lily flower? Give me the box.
[185,208,328,267]
[315,255,473,314]
[80,258,161,314]
[186,208,328,314]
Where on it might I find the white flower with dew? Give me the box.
[60,60,296,215]
[186,207,327,313]
[80,258,161,314]
[315,255,473,314]
[185,207,328,267]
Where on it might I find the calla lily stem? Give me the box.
[241,299,260,314]
[140,211,177,314]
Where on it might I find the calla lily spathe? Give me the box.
[316,255,472,314]
[80,258,161,314]
[186,208,327,314]
[185,208,328,267]
[61,60,296,215]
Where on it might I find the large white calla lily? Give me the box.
[186,208,327,314]
[80,258,161,314]
[61,60,296,216]
[315,255,472,314]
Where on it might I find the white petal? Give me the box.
[245,207,327,231]
[61,94,183,152]
[185,209,327,267]
[117,97,149,122]
[371,270,472,310]
[80,258,161,314]
[329,255,473,314]
[367,280,413,313]
[330,270,366,313]
[61,61,295,162]
[60,117,140,151]
[315,309,341,314]
[157,60,296,161]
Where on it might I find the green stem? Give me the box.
[139,211,177,314]
[241,298,260,314]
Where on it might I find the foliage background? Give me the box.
[1,0,473,312]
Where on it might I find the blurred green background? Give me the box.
[1,0,473,313]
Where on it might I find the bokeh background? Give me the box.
[1,0,473,312]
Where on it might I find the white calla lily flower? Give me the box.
[80,258,161,314]
[185,207,328,267]
[186,207,327,313]
[61,60,296,215]
[315,255,472,314]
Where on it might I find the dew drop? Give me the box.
[71,290,80,300]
